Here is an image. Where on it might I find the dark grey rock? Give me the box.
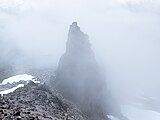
[0,83,86,120]
[54,22,128,120]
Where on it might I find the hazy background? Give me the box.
[0,0,160,106]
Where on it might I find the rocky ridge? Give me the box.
[0,81,86,120]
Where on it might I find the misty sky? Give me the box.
[0,0,160,102]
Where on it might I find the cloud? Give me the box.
[0,0,160,103]
[118,0,160,15]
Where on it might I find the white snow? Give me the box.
[107,115,120,120]
[0,74,40,85]
[0,74,40,96]
[0,84,24,96]
[122,105,160,120]
[109,105,160,120]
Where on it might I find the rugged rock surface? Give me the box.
[54,22,128,120]
[0,81,86,120]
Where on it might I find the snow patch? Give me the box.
[108,105,160,120]
[107,115,120,120]
[0,74,39,85]
[0,74,40,96]
[0,84,24,96]
[122,105,160,120]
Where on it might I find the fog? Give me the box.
[1,0,160,117]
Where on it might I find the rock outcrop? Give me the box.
[55,22,126,120]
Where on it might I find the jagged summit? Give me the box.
[66,22,92,56]
[69,22,79,31]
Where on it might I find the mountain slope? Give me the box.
[0,81,86,120]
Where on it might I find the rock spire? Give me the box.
[55,22,127,120]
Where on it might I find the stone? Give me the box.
[55,22,109,119]
[55,22,128,120]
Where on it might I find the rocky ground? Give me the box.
[0,81,86,120]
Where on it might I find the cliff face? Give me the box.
[55,22,110,119]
